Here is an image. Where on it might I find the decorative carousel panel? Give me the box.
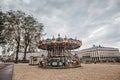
[37,35,82,50]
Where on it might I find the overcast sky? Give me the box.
[0,0,120,50]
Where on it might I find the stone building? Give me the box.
[78,45,120,63]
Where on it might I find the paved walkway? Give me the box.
[0,64,14,80]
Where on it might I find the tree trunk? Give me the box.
[23,45,27,63]
[15,40,20,63]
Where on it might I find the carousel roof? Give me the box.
[37,34,82,50]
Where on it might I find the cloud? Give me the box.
[114,16,120,24]
[88,27,105,38]
[0,0,120,50]
[22,0,31,4]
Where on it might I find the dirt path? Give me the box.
[14,63,120,80]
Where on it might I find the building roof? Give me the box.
[79,45,119,52]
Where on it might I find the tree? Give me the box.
[3,10,44,63]
[0,9,5,44]
[21,15,43,62]
[4,10,25,63]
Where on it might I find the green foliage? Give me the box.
[2,10,44,63]
[0,9,6,44]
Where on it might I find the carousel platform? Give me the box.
[38,64,81,69]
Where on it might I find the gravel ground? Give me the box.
[0,64,5,69]
[13,63,120,80]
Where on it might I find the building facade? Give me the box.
[78,45,120,63]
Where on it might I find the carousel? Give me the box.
[31,34,82,68]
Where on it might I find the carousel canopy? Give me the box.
[37,35,82,50]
